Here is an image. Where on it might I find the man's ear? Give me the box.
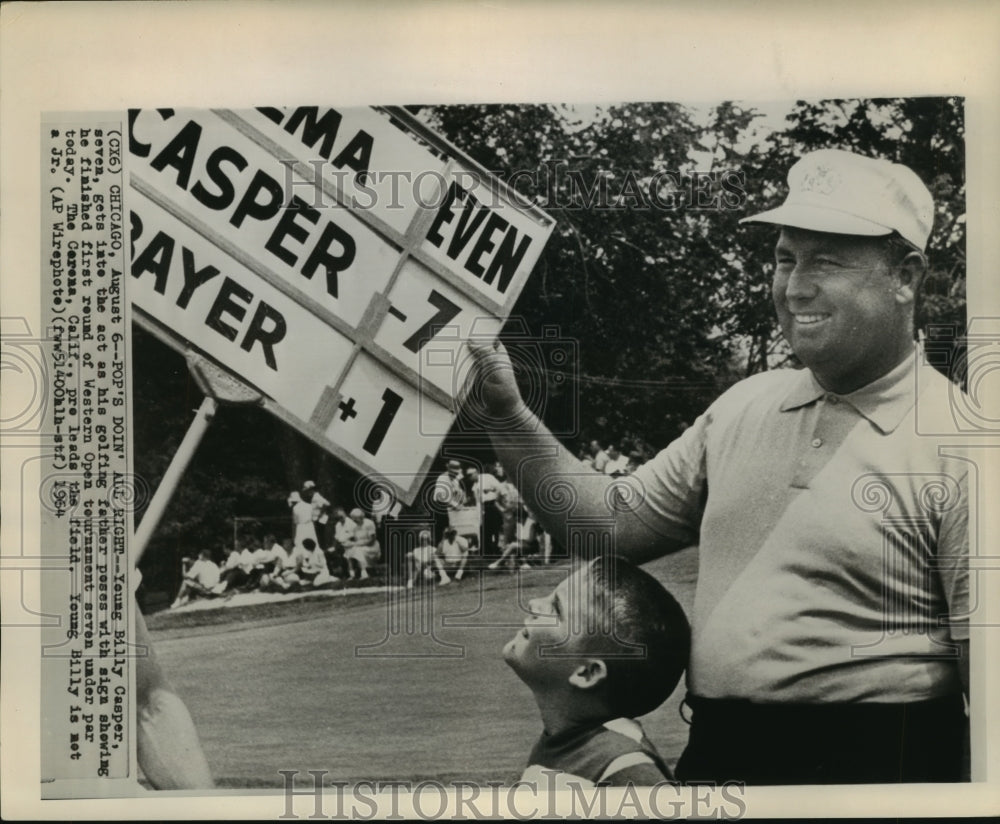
[894,251,927,305]
[568,659,608,690]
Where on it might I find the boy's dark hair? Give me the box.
[585,555,690,718]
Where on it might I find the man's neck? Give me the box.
[812,343,915,395]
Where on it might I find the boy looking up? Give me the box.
[503,555,690,788]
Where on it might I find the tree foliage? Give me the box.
[421,96,966,448]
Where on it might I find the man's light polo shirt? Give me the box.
[631,350,969,702]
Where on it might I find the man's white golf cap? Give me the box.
[740,149,935,251]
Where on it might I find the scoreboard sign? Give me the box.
[127,107,554,503]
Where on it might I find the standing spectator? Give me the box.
[465,465,502,557]
[344,508,381,581]
[495,463,521,555]
[303,480,331,549]
[589,440,609,473]
[170,549,221,608]
[288,490,318,550]
[603,444,629,477]
[433,460,466,511]
[577,442,595,469]
[432,459,467,539]
[481,464,503,556]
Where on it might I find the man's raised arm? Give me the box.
[463,340,689,564]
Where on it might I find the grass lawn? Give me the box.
[148,549,698,788]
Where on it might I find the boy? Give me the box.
[503,555,690,788]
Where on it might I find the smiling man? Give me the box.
[467,149,970,784]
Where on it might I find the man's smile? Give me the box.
[792,312,831,326]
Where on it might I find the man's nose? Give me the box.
[783,265,819,300]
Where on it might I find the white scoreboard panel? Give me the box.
[127,106,554,503]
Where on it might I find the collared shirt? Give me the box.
[631,349,968,703]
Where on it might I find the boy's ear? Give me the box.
[568,659,608,691]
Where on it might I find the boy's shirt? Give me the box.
[520,717,673,789]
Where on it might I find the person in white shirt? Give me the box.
[288,490,318,550]
[406,529,450,588]
[588,440,610,473]
[326,507,353,579]
[488,507,540,571]
[262,538,303,590]
[171,549,221,607]
[437,527,470,582]
[470,465,503,556]
[603,444,629,477]
[344,508,381,580]
[298,537,335,586]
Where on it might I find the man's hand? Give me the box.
[463,339,529,423]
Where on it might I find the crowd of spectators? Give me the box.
[170,446,634,608]
[578,439,647,477]
[169,479,386,608]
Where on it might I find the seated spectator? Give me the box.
[603,444,629,477]
[344,508,381,581]
[625,452,644,475]
[406,530,447,589]
[326,508,352,579]
[255,534,280,563]
[437,526,470,583]
[262,538,304,591]
[589,440,610,473]
[171,550,221,608]
[298,537,336,587]
[489,507,540,572]
[215,546,251,595]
